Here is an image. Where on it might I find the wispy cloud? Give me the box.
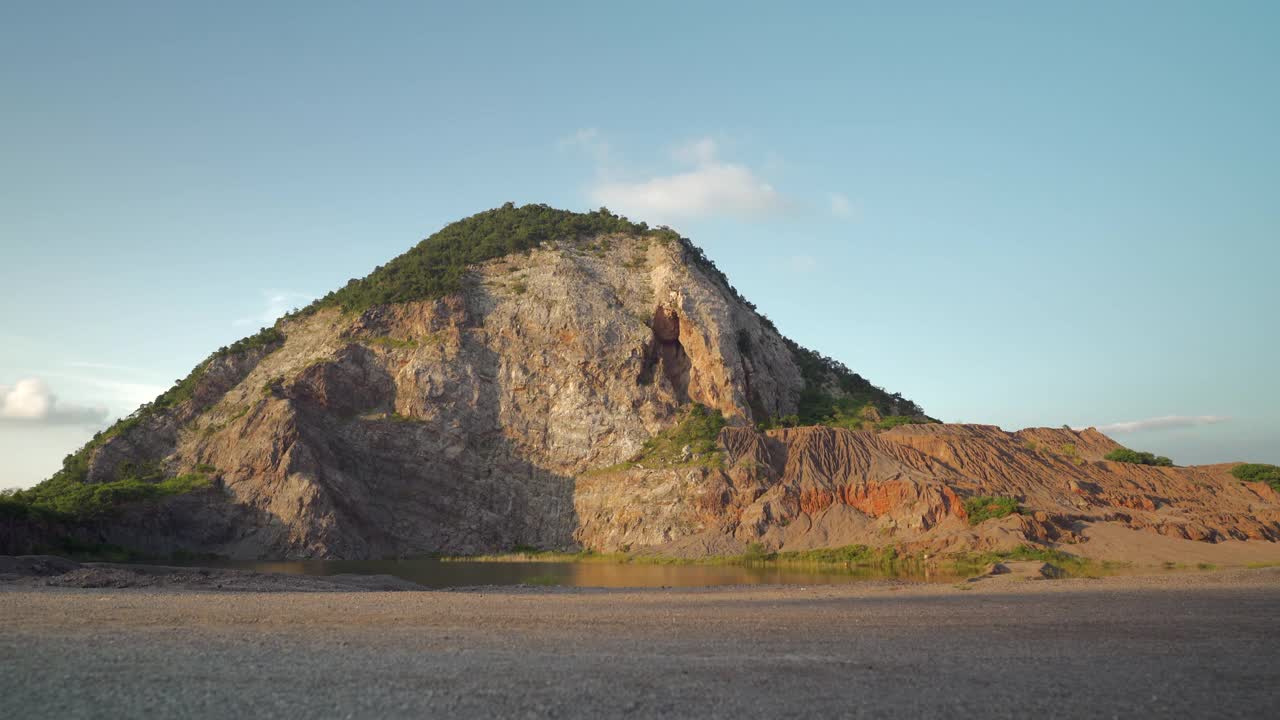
[235,290,314,328]
[34,372,166,418]
[559,127,612,167]
[671,137,719,166]
[65,360,153,374]
[787,254,818,273]
[1088,415,1231,434]
[829,192,855,219]
[0,378,108,426]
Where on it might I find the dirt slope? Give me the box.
[578,424,1280,562]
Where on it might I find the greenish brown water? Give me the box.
[202,558,974,588]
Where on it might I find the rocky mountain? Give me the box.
[4,204,1278,561]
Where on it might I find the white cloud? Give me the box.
[567,131,869,225]
[0,378,108,426]
[235,290,314,327]
[1087,415,1231,434]
[591,164,781,221]
[570,133,783,223]
[829,192,855,218]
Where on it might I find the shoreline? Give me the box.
[3,553,1278,594]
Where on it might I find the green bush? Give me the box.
[963,496,1021,525]
[1104,448,1174,467]
[1231,463,1280,491]
[631,403,727,468]
[875,415,933,430]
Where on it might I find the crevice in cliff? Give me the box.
[637,304,692,403]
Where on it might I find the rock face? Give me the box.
[27,230,905,558]
[9,211,1278,560]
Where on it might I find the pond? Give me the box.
[199,557,975,588]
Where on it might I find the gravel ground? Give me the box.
[2,567,1279,719]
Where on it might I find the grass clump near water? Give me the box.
[445,542,1103,580]
[963,496,1021,525]
[438,543,1151,581]
[1104,447,1174,467]
[0,468,213,522]
[451,543,909,570]
[947,545,1092,577]
[772,544,901,567]
[1230,463,1280,491]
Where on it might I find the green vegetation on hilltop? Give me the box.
[1231,463,1280,491]
[1,467,213,522]
[299,203,664,314]
[963,495,1021,524]
[788,342,926,424]
[756,343,929,430]
[1104,448,1174,467]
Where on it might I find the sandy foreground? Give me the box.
[2,565,1279,719]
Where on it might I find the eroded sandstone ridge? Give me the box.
[5,205,1277,560]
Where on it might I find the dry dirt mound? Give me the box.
[576,424,1280,563]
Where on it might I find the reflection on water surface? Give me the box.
[199,558,973,588]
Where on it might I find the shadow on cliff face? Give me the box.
[278,334,581,558]
[638,304,692,404]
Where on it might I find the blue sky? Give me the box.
[2,1,1277,489]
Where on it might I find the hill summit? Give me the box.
[4,204,1277,562]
